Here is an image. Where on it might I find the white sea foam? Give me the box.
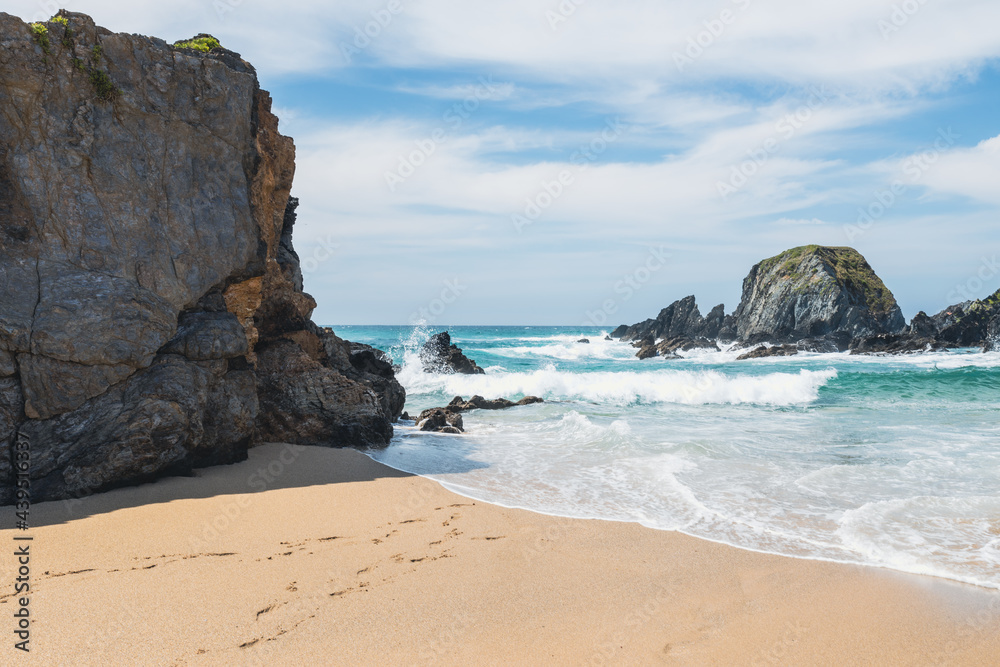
[398,361,836,407]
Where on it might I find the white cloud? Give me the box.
[918,134,1000,205]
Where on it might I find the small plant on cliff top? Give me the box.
[89,69,120,103]
[172,35,221,52]
[49,15,69,27]
[30,23,51,54]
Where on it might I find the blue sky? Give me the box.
[11,0,1000,325]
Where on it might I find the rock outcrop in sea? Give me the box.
[419,332,486,374]
[851,290,1000,354]
[612,245,1000,357]
[734,246,906,348]
[0,12,403,504]
[612,246,923,357]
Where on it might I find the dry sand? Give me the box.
[3,443,999,666]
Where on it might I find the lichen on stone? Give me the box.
[89,69,120,103]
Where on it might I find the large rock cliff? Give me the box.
[734,245,906,347]
[0,12,402,504]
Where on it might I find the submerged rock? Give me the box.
[849,334,943,355]
[633,335,718,360]
[577,338,591,344]
[446,395,544,411]
[417,409,464,434]
[414,395,544,433]
[419,332,486,375]
[736,345,799,360]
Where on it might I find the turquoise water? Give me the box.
[334,325,1000,589]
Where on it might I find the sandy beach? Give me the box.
[4,442,998,666]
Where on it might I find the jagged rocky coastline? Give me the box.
[0,12,403,504]
[612,245,1000,358]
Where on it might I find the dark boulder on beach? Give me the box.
[0,12,403,503]
[420,332,486,374]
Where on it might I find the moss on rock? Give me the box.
[756,245,898,316]
[172,34,221,52]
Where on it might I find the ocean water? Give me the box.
[333,325,1000,590]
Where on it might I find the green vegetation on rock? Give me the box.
[30,22,50,54]
[172,35,221,52]
[756,245,898,316]
[49,15,69,27]
[89,69,120,102]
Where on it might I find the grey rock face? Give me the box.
[853,291,1000,355]
[616,296,734,350]
[734,246,905,348]
[255,339,394,448]
[18,353,256,502]
[0,350,15,377]
[160,312,249,361]
[319,329,406,423]
[0,12,404,503]
[0,377,23,504]
[985,314,1000,352]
